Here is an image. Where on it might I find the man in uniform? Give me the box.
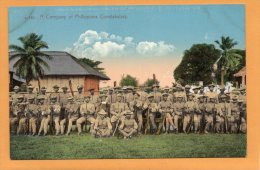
[89,88,98,104]
[65,96,80,135]
[92,109,112,138]
[49,85,61,103]
[183,93,200,133]
[204,96,217,133]
[11,86,20,105]
[205,83,218,103]
[48,96,61,135]
[229,95,240,133]
[143,94,158,134]
[215,94,231,133]
[77,96,96,135]
[24,85,37,103]
[172,95,185,133]
[37,96,50,136]
[11,95,27,135]
[129,92,144,135]
[26,96,38,136]
[194,95,205,133]
[119,110,138,139]
[110,94,129,132]
[39,87,49,104]
[158,93,175,134]
[74,85,85,105]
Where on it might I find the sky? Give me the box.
[8,5,245,87]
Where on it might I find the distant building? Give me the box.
[234,66,246,88]
[9,51,110,95]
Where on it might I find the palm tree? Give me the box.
[9,33,52,90]
[214,36,242,85]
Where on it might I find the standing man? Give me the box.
[204,96,217,133]
[48,96,61,136]
[26,96,38,136]
[129,92,144,135]
[89,88,98,104]
[49,85,61,103]
[119,111,138,139]
[92,109,112,138]
[158,93,175,134]
[183,93,200,133]
[77,96,96,135]
[65,96,80,136]
[172,95,185,133]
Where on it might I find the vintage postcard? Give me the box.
[1,0,260,170]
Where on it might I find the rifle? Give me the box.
[49,106,55,135]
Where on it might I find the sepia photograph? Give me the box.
[8,5,246,160]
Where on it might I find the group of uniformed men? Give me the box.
[10,83,246,139]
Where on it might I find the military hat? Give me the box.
[67,96,73,100]
[220,94,227,98]
[187,93,194,97]
[162,93,169,96]
[208,83,215,87]
[37,95,45,99]
[185,85,191,89]
[77,85,83,89]
[40,86,47,90]
[147,94,154,98]
[152,84,160,88]
[98,109,107,115]
[13,86,20,90]
[50,96,57,99]
[27,85,34,89]
[62,86,68,89]
[192,86,201,90]
[117,94,122,97]
[124,110,133,115]
[17,95,24,99]
[53,85,59,88]
[28,96,35,100]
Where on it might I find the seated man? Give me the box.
[118,110,138,139]
[92,109,112,138]
[77,96,96,135]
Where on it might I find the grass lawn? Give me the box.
[10,133,246,159]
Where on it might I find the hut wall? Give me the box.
[84,76,100,95]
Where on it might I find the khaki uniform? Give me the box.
[77,102,96,134]
[172,102,185,132]
[26,103,38,135]
[12,102,27,135]
[110,102,129,123]
[37,104,50,135]
[129,99,143,133]
[183,101,199,133]
[48,102,61,135]
[204,102,216,133]
[92,117,112,137]
[65,102,80,135]
[143,100,158,131]
[89,95,99,104]
[119,117,138,137]
[158,100,174,133]
[215,102,231,133]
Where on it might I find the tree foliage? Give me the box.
[174,44,221,85]
[78,58,105,74]
[9,33,51,84]
[120,74,138,87]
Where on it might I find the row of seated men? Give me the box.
[10,83,246,138]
